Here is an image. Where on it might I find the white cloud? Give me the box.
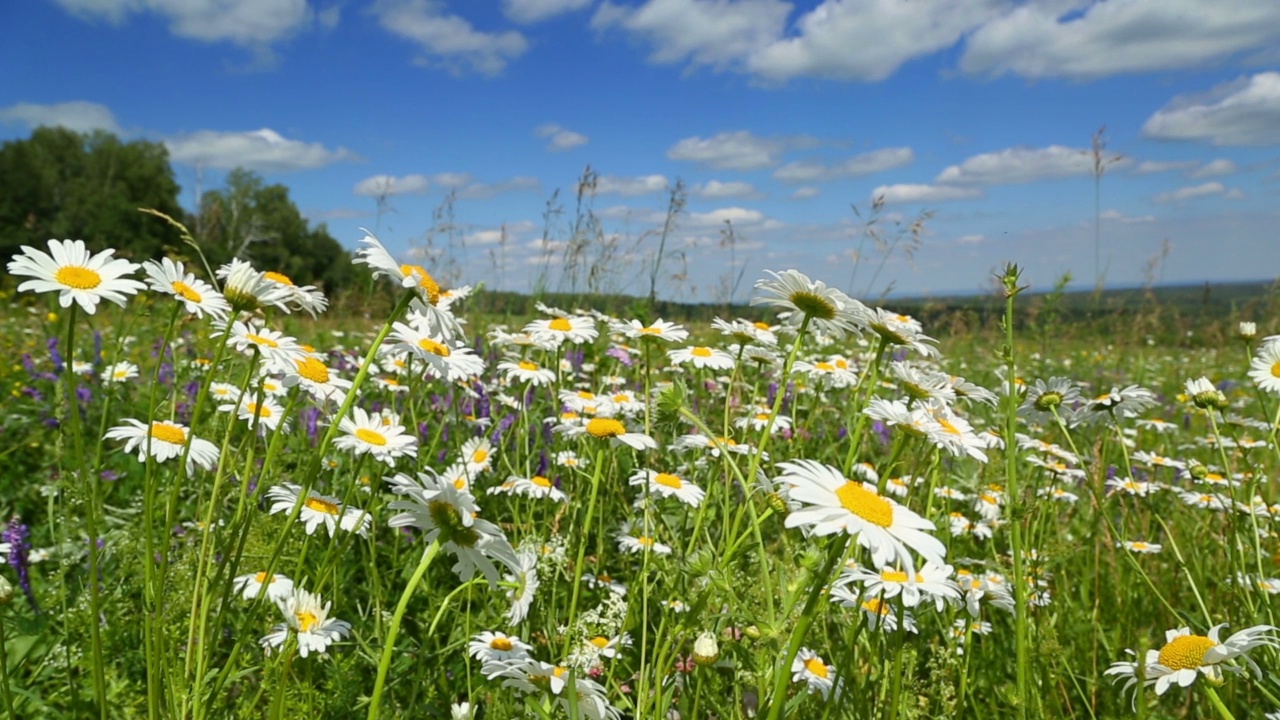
[693,180,758,198]
[791,186,820,199]
[503,0,592,23]
[465,229,507,245]
[1224,188,1247,200]
[871,184,984,204]
[374,0,529,76]
[431,172,475,187]
[956,234,986,245]
[535,123,589,151]
[749,0,1004,82]
[353,174,430,197]
[52,0,316,46]
[164,128,355,171]
[592,0,791,70]
[1189,159,1238,178]
[687,206,770,227]
[0,100,121,135]
[1099,209,1155,223]
[666,130,814,170]
[1142,72,1280,146]
[773,147,914,183]
[1132,159,1198,174]
[935,145,1128,185]
[1153,181,1228,204]
[961,0,1280,80]
[432,175,539,199]
[596,174,670,196]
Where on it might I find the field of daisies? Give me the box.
[1,231,1279,720]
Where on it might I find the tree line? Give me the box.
[0,127,359,292]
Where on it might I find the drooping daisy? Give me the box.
[751,269,868,338]
[216,258,292,314]
[503,548,540,625]
[611,318,689,343]
[578,417,657,451]
[1105,624,1278,700]
[469,630,534,666]
[667,345,736,371]
[142,257,230,320]
[777,459,946,572]
[266,483,371,537]
[102,361,140,384]
[353,231,445,303]
[8,239,145,314]
[259,587,351,658]
[498,358,557,387]
[791,647,836,700]
[525,315,598,346]
[334,407,418,466]
[103,418,220,472]
[865,308,939,357]
[484,658,621,720]
[628,469,705,507]
[261,270,328,317]
[233,571,294,602]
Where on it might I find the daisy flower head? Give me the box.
[776,459,946,572]
[8,239,145,314]
[712,316,778,346]
[751,269,868,338]
[1106,624,1279,701]
[1087,384,1159,419]
[102,361,140,384]
[353,230,443,303]
[259,587,351,658]
[103,418,220,473]
[667,345,736,371]
[233,571,294,603]
[261,270,328,317]
[1120,540,1163,554]
[836,561,961,611]
[611,318,689,343]
[504,548,540,624]
[525,315,598,347]
[220,321,306,372]
[866,308,940,357]
[216,258,292,314]
[288,354,352,406]
[498,357,557,387]
[461,436,494,474]
[791,647,836,700]
[582,417,657,451]
[617,531,673,555]
[220,394,288,433]
[629,469,705,507]
[266,483,371,537]
[334,407,418,466]
[469,630,534,666]
[494,474,567,503]
[1248,343,1280,396]
[142,257,230,321]
[387,321,484,381]
[1021,377,1082,424]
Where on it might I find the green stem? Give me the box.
[368,539,441,720]
[563,447,608,656]
[1000,270,1032,720]
[1202,685,1237,720]
[0,610,17,719]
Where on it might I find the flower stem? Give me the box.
[368,539,441,720]
[1202,685,1236,720]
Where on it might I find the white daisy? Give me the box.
[525,315,598,346]
[288,355,352,406]
[751,269,868,338]
[1106,624,1278,700]
[468,630,534,666]
[219,321,307,373]
[102,361,140,384]
[610,318,689,342]
[461,436,494,474]
[7,239,144,314]
[617,532,673,555]
[334,407,417,466]
[667,345,736,371]
[142,257,230,320]
[498,358,557,387]
[791,647,836,700]
[1249,342,1280,395]
[259,587,351,658]
[233,571,294,603]
[266,483,371,537]
[628,469,705,508]
[103,418,219,473]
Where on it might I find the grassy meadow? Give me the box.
[2,233,1280,720]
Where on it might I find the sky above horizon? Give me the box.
[2,0,1279,302]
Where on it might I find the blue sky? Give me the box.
[3,0,1279,301]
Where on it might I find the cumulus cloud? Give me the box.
[535,124,589,151]
[374,0,529,75]
[791,186,820,199]
[431,175,539,199]
[164,128,356,171]
[749,0,1003,82]
[0,100,121,135]
[1152,182,1230,203]
[592,0,791,70]
[687,206,772,228]
[503,0,592,23]
[353,174,430,197]
[666,130,815,170]
[1189,159,1238,178]
[956,234,986,245]
[1142,72,1280,146]
[596,174,670,196]
[961,0,1280,80]
[1132,159,1199,175]
[1099,209,1155,223]
[871,184,984,204]
[773,147,914,183]
[935,145,1128,185]
[693,180,759,199]
[52,0,318,47]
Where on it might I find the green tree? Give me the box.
[0,127,184,263]
[196,168,356,291]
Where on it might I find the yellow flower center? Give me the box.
[715,437,738,448]
[804,657,829,678]
[254,571,273,583]
[472,449,489,463]
[815,361,835,372]
[576,390,595,400]
[1157,634,1216,671]
[1131,542,1149,551]
[549,317,573,332]
[691,347,713,358]
[880,569,910,583]
[356,428,388,446]
[55,265,102,290]
[755,413,771,421]
[149,422,187,444]
[518,360,539,372]
[295,356,330,383]
[399,264,441,304]
[245,333,279,348]
[586,417,625,438]
[263,271,294,286]
[295,610,318,632]
[170,280,203,303]
[589,636,609,649]
[640,326,663,334]
[636,536,655,546]
[1271,361,1280,379]
[834,482,894,527]
[753,321,771,331]
[490,637,513,651]
[532,475,552,488]
[418,338,451,356]
[937,417,961,435]
[304,497,340,515]
[862,597,891,616]
[246,403,272,418]
[654,473,683,489]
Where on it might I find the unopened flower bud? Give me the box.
[1239,321,1257,340]
[692,631,719,666]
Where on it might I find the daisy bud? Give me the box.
[1185,377,1227,410]
[1239,321,1257,340]
[0,575,12,604]
[1187,462,1210,481]
[743,625,762,640]
[1032,391,1063,412]
[692,631,720,666]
